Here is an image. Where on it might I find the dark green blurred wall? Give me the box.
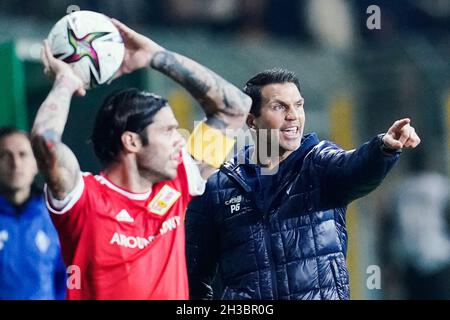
[0,41,27,129]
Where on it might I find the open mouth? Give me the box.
[280,126,299,139]
[171,151,182,164]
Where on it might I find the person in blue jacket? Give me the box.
[186,69,421,300]
[0,127,66,300]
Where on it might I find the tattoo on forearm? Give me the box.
[32,83,73,138]
[31,81,80,199]
[151,51,210,100]
[32,129,80,199]
[150,50,251,127]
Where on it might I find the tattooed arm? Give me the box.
[149,50,251,128]
[31,41,85,200]
[149,50,252,177]
[112,19,251,177]
[112,19,251,129]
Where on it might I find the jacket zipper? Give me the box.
[262,174,300,299]
[262,213,279,299]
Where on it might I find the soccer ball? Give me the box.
[47,10,125,88]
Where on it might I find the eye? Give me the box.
[272,104,284,111]
[166,126,178,134]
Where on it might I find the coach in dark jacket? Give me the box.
[186,69,421,300]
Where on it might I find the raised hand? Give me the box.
[382,118,421,150]
[111,18,163,78]
[41,40,86,96]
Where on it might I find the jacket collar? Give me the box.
[221,133,320,191]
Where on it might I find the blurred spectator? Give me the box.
[383,151,450,299]
[0,127,66,300]
[163,0,267,40]
[164,0,239,25]
[306,0,355,51]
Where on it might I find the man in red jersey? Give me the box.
[31,19,251,300]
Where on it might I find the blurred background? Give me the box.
[0,0,449,299]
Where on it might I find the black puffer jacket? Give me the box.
[186,133,399,300]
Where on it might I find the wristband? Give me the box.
[187,122,235,168]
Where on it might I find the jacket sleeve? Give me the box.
[185,178,219,300]
[315,134,400,206]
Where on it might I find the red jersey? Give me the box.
[45,151,205,300]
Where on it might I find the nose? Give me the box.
[11,154,22,170]
[174,130,184,149]
[285,106,297,121]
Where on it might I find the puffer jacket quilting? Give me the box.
[186,133,399,300]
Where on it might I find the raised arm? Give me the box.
[112,19,251,128]
[111,19,252,178]
[31,41,85,200]
[321,118,421,206]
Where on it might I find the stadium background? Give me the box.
[0,0,449,299]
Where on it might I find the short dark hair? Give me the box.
[243,68,301,116]
[91,88,168,167]
[0,127,29,142]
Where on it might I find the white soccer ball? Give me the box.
[47,10,125,88]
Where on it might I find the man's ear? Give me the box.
[121,131,142,153]
[246,113,257,130]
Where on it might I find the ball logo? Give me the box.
[55,26,110,80]
[47,10,125,88]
